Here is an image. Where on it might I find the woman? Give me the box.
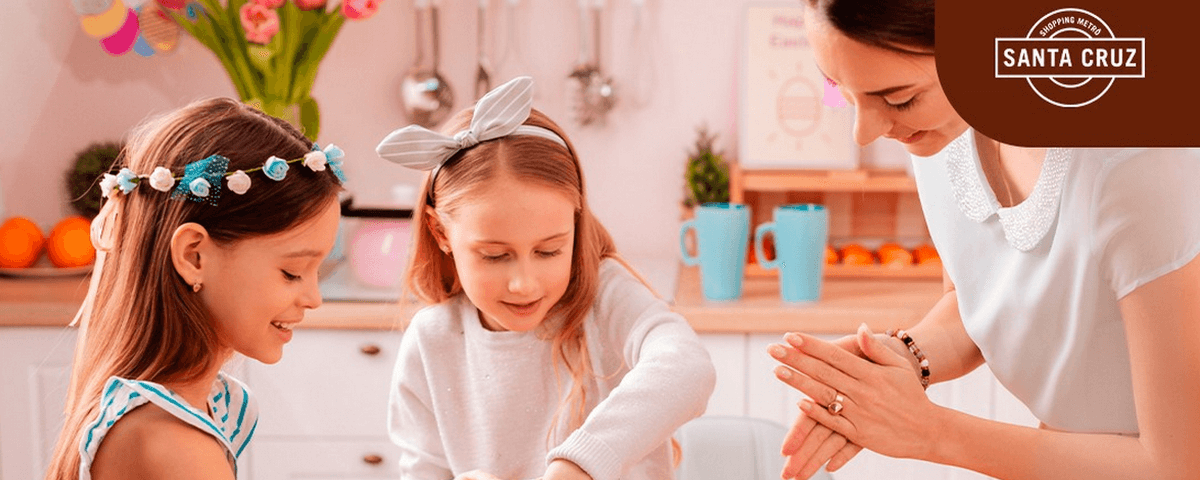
[767,1,1200,479]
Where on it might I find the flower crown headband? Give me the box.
[71,142,347,330]
[99,143,347,204]
[375,76,568,178]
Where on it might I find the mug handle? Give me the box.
[755,222,778,270]
[680,219,700,266]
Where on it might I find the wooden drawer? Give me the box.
[248,438,400,480]
[245,330,403,437]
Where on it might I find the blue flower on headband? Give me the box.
[263,156,289,181]
[172,154,229,205]
[189,178,211,197]
[323,144,347,184]
[116,168,139,194]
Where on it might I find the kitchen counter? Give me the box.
[0,263,942,333]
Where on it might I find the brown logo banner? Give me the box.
[937,1,1199,146]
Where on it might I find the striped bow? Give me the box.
[377,76,564,172]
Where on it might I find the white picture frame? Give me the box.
[738,3,859,170]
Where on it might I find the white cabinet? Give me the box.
[0,327,77,480]
[0,325,1037,480]
[244,329,404,479]
[250,439,399,480]
[698,333,1039,480]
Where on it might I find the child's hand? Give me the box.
[539,459,592,480]
[454,470,504,480]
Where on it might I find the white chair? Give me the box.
[674,415,835,480]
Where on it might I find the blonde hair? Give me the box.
[45,98,343,480]
[404,107,626,438]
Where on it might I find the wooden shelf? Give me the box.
[746,262,943,280]
[730,166,916,201]
[672,265,942,334]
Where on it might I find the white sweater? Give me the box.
[388,259,717,480]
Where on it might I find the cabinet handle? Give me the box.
[362,453,384,465]
[360,344,381,356]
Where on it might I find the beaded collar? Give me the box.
[944,131,1073,252]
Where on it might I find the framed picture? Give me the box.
[738,4,859,170]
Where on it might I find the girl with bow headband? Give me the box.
[377,77,716,480]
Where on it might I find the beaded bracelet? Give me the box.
[887,329,930,389]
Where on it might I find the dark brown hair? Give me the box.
[807,0,935,55]
[46,97,343,480]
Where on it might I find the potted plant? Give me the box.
[683,125,730,216]
[66,142,123,219]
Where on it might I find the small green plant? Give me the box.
[683,125,730,207]
[66,142,122,218]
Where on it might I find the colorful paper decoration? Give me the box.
[75,0,181,57]
[99,9,140,56]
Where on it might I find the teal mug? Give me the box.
[754,204,829,302]
[680,203,751,301]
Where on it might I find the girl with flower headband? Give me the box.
[376,77,716,480]
[45,97,346,480]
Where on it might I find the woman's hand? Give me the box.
[539,459,592,480]
[780,411,863,479]
[776,334,865,479]
[771,324,944,460]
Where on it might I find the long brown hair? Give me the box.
[405,107,630,439]
[45,98,343,480]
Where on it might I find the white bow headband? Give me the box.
[375,76,567,176]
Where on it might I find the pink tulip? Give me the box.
[239,3,280,44]
[253,0,285,8]
[294,0,327,10]
[343,0,381,20]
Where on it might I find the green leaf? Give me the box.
[299,96,321,142]
[273,3,297,102]
[290,12,344,102]
[247,44,274,75]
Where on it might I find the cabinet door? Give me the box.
[245,330,403,438]
[250,439,400,480]
[0,327,77,480]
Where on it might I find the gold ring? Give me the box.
[827,393,845,416]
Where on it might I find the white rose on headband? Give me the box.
[149,167,176,192]
[227,170,251,195]
[303,150,328,172]
[99,174,119,198]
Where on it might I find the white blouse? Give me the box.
[911,129,1200,434]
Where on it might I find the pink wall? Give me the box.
[1,0,907,258]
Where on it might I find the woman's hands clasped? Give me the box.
[770,324,944,470]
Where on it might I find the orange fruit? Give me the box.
[914,244,941,266]
[47,216,96,268]
[0,217,46,268]
[840,244,874,266]
[825,245,839,265]
[878,242,914,267]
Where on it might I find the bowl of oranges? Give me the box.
[0,216,96,277]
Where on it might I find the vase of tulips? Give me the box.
[168,0,382,140]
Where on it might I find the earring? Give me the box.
[192,282,203,293]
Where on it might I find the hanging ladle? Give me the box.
[474,0,492,99]
[400,0,454,128]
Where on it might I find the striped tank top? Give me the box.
[77,372,258,479]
